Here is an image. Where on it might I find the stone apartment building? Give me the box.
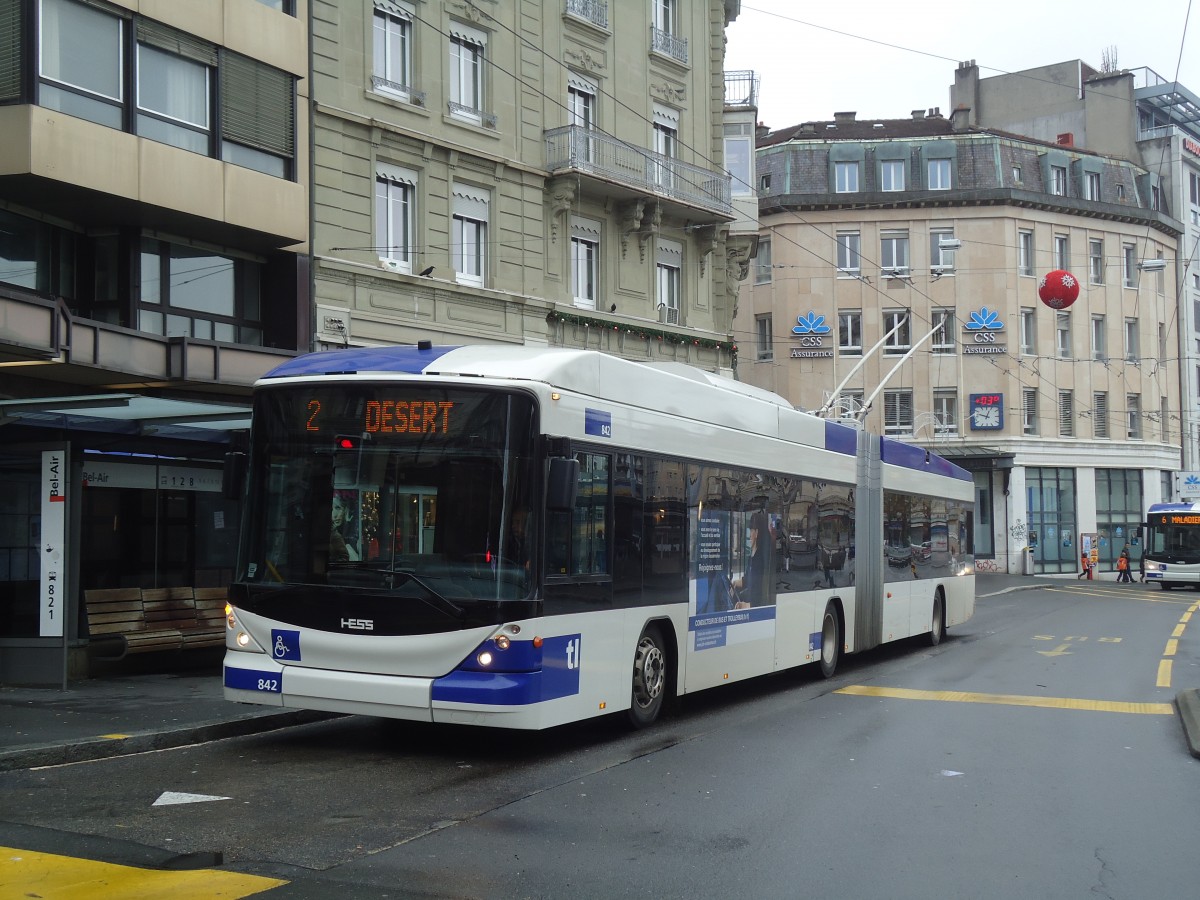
[310,0,752,374]
[737,102,1183,575]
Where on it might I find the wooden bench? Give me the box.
[187,587,229,649]
[85,586,229,659]
[85,588,184,658]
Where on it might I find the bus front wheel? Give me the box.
[819,603,841,679]
[629,625,667,728]
[927,592,946,647]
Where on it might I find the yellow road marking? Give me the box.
[1044,587,1193,605]
[1182,611,1193,623]
[1158,660,1174,688]
[1172,624,1186,638]
[100,734,130,740]
[0,847,285,899]
[836,685,1173,715]
[1165,639,1179,657]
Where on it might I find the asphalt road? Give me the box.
[2,580,1198,899]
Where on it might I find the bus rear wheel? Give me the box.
[928,592,946,647]
[819,603,841,679]
[629,625,667,728]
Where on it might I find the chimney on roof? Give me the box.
[911,109,924,120]
[927,107,942,118]
[833,111,856,124]
[756,122,770,139]
[800,122,817,134]
[950,104,971,133]
[1056,132,1075,147]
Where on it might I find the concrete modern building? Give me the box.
[0,0,310,682]
[310,0,750,374]
[950,60,1200,476]
[737,107,1183,575]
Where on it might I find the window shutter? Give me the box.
[0,0,21,101]
[137,19,218,66]
[1093,392,1108,438]
[220,51,295,158]
[1058,391,1074,436]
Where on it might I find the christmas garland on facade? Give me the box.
[546,310,737,359]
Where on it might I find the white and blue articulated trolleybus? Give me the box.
[222,346,975,729]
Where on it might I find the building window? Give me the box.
[568,74,595,129]
[1027,467,1078,573]
[449,27,486,123]
[1089,238,1104,284]
[1096,469,1144,571]
[756,314,773,361]
[881,159,905,192]
[726,131,753,196]
[880,231,909,275]
[652,105,679,190]
[372,5,413,99]
[838,390,864,421]
[1127,394,1141,439]
[930,228,956,272]
[569,216,600,309]
[1123,244,1137,287]
[933,390,957,434]
[1020,308,1037,355]
[1012,165,1022,183]
[1018,229,1034,276]
[839,311,862,355]
[835,161,859,193]
[883,390,914,436]
[451,182,489,286]
[760,173,771,192]
[138,238,263,344]
[375,164,416,271]
[927,158,951,190]
[836,231,860,273]
[1084,171,1101,201]
[1023,388,1038,435]
[656,239,682,324]
[1091,314,1106,361]
[1056,312,1071,358]
[39,0,125,128]
[38,0,295,178]
[135,39,212,155]
[1051,165,1068,196]
[1093,392,1109,438]
[1158,322,1167,362]
[1058,390,1074,437]
[754,237,772,284]
[931,309,954,353]
[1054,234,1069,270]
[884,310,911,354]
[1125,318,1139,362]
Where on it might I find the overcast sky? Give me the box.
[725,1,1199,131]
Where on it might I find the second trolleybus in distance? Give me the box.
[1143,502,1200,589]
[222,346,975,729]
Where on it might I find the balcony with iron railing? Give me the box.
[650,25,688,65]
[370,76,426,107]
[545,125,732,218]
[724,70,759,109]
[565,0,608,29]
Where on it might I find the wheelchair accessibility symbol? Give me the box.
[270,629,301,661]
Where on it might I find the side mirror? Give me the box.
[546,457,579,511]
[223,452,247,500]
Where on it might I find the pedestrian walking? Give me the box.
[1077,548,1089,579]
[1116,547,1131,583]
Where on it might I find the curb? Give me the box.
[1176,689,1200,760]
[0,709,341,772]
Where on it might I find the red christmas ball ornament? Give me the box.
[1038,269,1080,310]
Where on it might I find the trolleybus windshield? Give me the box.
[1145,513,1200,563]
[233,385,540,630]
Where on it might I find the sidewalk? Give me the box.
[0,661,333,772]
[1,574,1194,770]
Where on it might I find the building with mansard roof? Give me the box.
[736,101,1182,575]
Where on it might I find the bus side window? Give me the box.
[546,452,611,577]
